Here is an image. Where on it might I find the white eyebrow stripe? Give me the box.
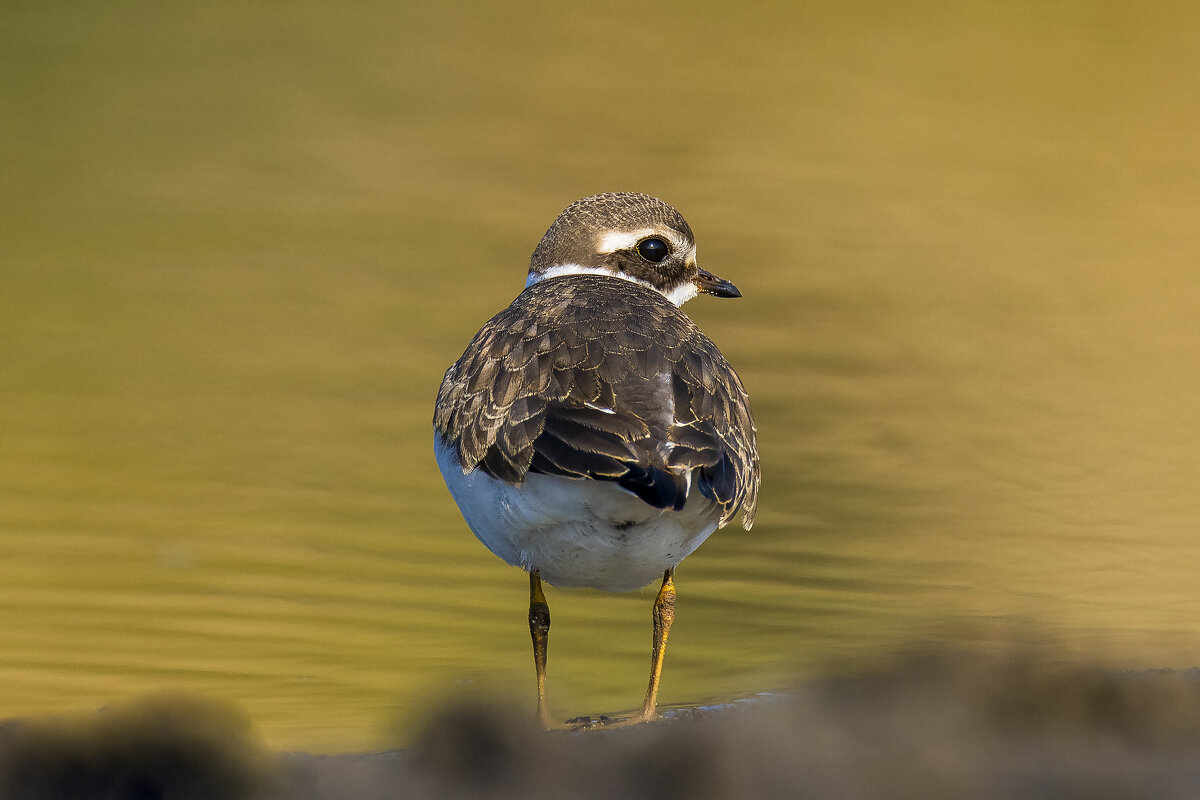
[597,229,657,254]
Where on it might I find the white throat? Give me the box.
[526,264,697,307]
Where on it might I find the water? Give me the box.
[2,1,1199,752]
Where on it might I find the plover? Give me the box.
[434,192,759,726]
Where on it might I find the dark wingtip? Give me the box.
[617,464,689,511]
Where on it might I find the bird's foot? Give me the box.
[560,709,659,730]
[563,714,614,730]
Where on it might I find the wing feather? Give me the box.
[434,275,759,528]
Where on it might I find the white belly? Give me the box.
[435,438,722,591]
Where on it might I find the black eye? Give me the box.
[636,237,670,263]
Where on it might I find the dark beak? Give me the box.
[693,267,742,298]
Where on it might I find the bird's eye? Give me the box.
[636,237,670,263]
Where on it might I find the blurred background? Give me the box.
[2,1,1199,753]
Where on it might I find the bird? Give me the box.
[433,192,759,727]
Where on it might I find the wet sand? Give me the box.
[4,651,1200,799]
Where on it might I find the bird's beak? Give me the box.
[693,267,742,298]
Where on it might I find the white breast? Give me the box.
[435,437,722,591]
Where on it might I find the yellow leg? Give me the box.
[528,569,554,728]
[635,568,676,722]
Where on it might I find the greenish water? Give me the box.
[3,1,1200,752]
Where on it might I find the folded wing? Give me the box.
[434,276,759,529]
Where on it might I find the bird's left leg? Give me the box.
[528,569,554,728]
